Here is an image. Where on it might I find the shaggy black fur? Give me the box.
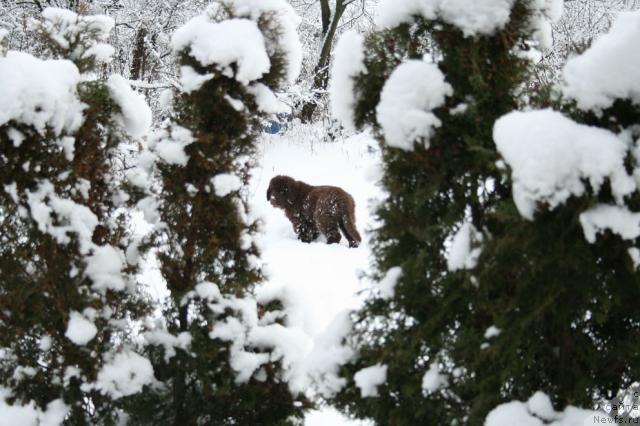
[267,175,362,248]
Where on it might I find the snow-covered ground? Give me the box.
[139,122,381,424]
[251,124,381,337]
[249,123,381,425]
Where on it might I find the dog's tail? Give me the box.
[340,211,362,248]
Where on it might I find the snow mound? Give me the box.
[150,125,195,167]
[171,0,302,87]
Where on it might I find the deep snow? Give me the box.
[249,123,381,425]
[139,122,381,424]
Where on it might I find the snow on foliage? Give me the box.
[204,287,275,383]
[0,51,84,135]
[171,17,270,85]
[171,0,302,86]
[354,363,388,398]
[296,310,356,397]
[248,130,381,408]
[493,109,635,220]
[447,222,483,271]
[223,0,302,84]
[179,65,213,93]
[484,325,502,339]
[187,276,358,398]
[485,392,604,425]
[563,11,640,111]
[84,245,127,293]
[579,204,640,243]
[26,181,98,254]
[107,75,152,138]
[376,60,452,151]
[377,266,403,299]
[376,0,515,37]
[37,8,115,63]
[150,125,195,166]
[94,351,155,399]
[144,330,192,362]
[0,388,69,426]
[211,173,243,197]
[65,311,98,345]
[329,30,366,132]
[247,83,289,114]
[421,362,448,394]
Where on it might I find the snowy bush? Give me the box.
[0,8,152,424]
[126,1,309,424]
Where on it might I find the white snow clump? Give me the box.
[65,311,98,346]
[84,245,127,293]
[485,391,605,426]
[0,388,69,426]
[94,351,155,399]
[0,51,84,136]
[563,11,640,111]
[493,109,635,220]
[447,223,483,271]
[579,204,640,244]
[151,125,195,167]
[527,0,564,50]
[421,361,448,394]
[172,17,269,85]
[377,266,403,299]
[354,363,388,398]
[221,0,302,84]
[376,60,452,151]
[376,0,516,37]
[107,75,152,139]
[211,173,243,197]
[179,65,213,93]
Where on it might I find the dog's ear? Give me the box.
[266,186,271,201]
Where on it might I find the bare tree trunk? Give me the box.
[320,0,330,34]
[130,26,147,81]
[300,0,350,122]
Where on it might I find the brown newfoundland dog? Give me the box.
[267,175,362,248]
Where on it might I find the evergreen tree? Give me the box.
[481,10,640,422]
[0,8,153,424]
[125,2,307,424]
[323,1,615,424]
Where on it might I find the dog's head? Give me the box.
[267,175,296,209]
